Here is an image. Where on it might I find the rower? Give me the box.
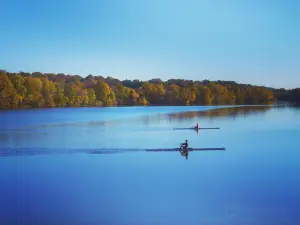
[195,122,199,129]
[180,140,189,160]
[180,140,188,150]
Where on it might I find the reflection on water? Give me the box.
[0,105,271,157]
[4,120,112,132]
[167,105,272,120]
[0,106,273,155]
[1,105,271,132]
[138,105,272,126]
[179,149,189,160]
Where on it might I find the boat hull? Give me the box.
[146,147,225,152]
[173,127,220,130]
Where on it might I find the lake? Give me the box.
[0,105,300,225]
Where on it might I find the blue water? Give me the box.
[0,105,300,225]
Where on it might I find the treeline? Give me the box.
[275,88,300,105]
[0,69,293,109]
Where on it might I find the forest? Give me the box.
[0,70,298,109]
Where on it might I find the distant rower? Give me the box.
[195,122,199,129]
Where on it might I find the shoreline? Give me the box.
[0,103,279,111]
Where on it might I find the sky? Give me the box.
[1,0,299,88]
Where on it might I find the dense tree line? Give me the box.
[275,88,300,105]
[0,69,294,109]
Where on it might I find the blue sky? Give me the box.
[1,0,299,88]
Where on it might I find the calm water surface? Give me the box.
[0,105,300,225]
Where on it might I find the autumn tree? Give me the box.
[24,77,45,107]
[94,80,116,106]
[41,78,56,107]
[0,69,283,109]
[0,73,15,108]
[166,84,181,105]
